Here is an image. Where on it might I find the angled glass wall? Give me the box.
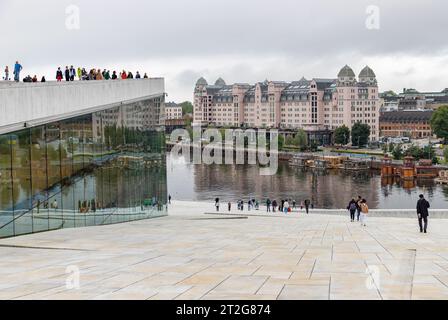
[0,96,167,238]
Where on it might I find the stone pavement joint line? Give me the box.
[1,200,448,300]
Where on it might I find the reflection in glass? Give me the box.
[0,96,167,238]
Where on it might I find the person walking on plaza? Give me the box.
[121,70,127,79]
[292,200,297,210]
[417,194,430,233]
[356,195,363,221]
[77,67,82,80]
[284,200,290,214]
[360,199,369,227]
[228,202,231,212]
[56,67,63,82]
[13,61,22,82]
[41,76,46,82]
[136,71,141,79]
[144,73,149,79]
[168,194,172,204]
[272,200,277,212]
[215,198,220,212]
[112,71,118,80]
[4,66,9,80]
[347,198,357,222]
[266,198,271,212]
[304,199,311,214]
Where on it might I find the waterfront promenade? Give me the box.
[1,201,448,300]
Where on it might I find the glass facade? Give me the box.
[0,97,167,238]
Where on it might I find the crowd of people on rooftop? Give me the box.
[1,60,149,83]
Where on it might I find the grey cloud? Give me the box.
[1,0,447,101]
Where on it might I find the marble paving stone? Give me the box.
[278,285,329,300]
[2,201,448,300]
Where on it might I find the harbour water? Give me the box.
[167,154,448,209]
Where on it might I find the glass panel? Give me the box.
[11,129,33,236]
[46,123,63,231]
[60,119,75,228]
[0,134,14,238]
[30,125,49,233]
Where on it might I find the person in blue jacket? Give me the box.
[13,61,22,82]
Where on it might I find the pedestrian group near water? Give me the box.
[213,193,431,234]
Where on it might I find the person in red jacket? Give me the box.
[121,70,127,80]
[56,67,63,82]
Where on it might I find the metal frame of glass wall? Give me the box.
[0,97,167,238]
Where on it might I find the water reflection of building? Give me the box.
[190,162,380,209]
[92,97,164,143]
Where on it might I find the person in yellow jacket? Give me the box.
[360,199,369,227]
[77,67,82,80]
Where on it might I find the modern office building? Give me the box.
[193,65,380,142]
[0,79,167,238]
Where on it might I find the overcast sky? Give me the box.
[1,0,447,102]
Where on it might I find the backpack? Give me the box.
[349,203,357,211]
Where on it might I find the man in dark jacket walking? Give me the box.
[417,194,430,233]
[304,199,311,214]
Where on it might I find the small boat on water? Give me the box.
[289,154,313,168]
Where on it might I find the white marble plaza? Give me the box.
[1,201,448,300]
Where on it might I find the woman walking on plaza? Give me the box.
[347,199,357,222]
[359,199,369,227]
[356,195,363,221]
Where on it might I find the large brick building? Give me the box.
[193,65,380,141]
[379,110,433,139]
